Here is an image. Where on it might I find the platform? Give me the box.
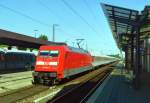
[87,65,150,103]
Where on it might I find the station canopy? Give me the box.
[0,29,66,49]
[101,3,139,50]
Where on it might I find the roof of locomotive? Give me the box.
[68,46,89,54]
[39,45,67,50]
[39,45,90,54]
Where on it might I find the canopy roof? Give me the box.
[101,3,139,49]
[0,29,66,49]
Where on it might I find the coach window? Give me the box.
[21,55,24,61]
[0,54,3,61]
[0,52,4,60]
[27,54,29,61]
[9,54,13,61]
[5,54,8,61]
[11,54,13,61]
[18,54,21,61]
[0,55,1,61]
[31,55,34,62]
[29,55,31,61]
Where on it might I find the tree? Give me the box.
[17,46,27,50]
[0,44,8,48]
[38,34,48,41]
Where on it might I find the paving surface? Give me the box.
[87,65,150,103]
[0,71,32,94]
[0,71,32,79]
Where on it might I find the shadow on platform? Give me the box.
[87,68,150,103]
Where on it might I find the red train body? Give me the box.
[32,45,93,84]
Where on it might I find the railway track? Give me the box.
[0,71,33,94]
[0,85,49,103]
[0,62,117,103]
[48,66,113,103]
[0,76,33,94]
[0,77,32,84]
[23,62,116,103]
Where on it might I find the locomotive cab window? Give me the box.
[39,50,59,57]
[50,50,59,57]
[39,50,49,56]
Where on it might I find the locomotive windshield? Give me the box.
[39,50,59,57]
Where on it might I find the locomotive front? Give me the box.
[32,45,65,84]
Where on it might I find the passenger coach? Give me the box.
[0,50,35,72]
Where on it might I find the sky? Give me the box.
[0,0,149,56]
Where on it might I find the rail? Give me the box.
[48,65,114,103]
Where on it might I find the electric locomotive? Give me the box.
[32,45,93,84]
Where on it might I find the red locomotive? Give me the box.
[32,45,93,84]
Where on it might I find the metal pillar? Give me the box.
[134,26,141,90]
[131,34,134,73]
[125,46,128,71]
[146,37,150,72]
[128,47,132,72]
[145,38,148,72]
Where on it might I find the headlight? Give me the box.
[36,61,44,65]
[49,62,58,66]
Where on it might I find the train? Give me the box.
[32,45,93,84]
[0,50,36,73]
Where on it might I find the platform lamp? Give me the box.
[52,24,59,42]
[34,30,38,38]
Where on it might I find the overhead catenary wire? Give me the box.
[83,0,98,22]
[83,0,101,28]
[0,2,69,36]
[83,0,108,42]
[0,2,82,44]
[61,0,99,35]
[36,0,84,36]
[0,3,51,27]
[36,0,69,35]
